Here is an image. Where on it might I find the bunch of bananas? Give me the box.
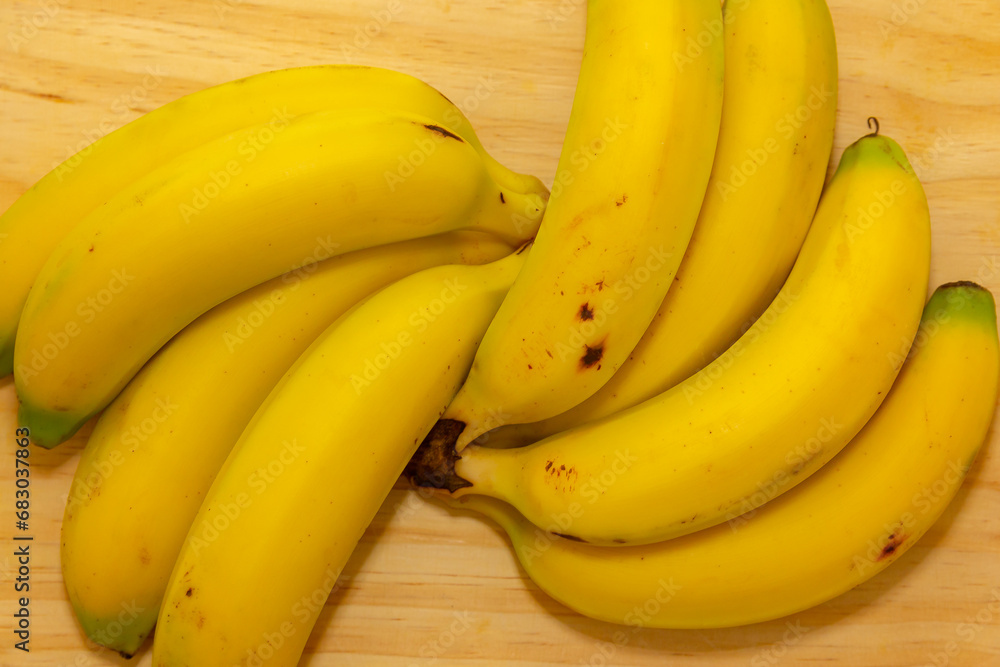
[2,0,996,664]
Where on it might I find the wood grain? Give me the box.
[1,0,999,665]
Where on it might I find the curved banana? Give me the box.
[15,109,546,448]
[438,0,725,452]
[418,131,931,545]
[0,65,543,376]
[152,248,527,667]
[59,231,512,657]
[485,0,838,447]
[448,282,999,628]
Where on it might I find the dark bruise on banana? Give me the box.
[406,419,470,492]
[420,123,464,142]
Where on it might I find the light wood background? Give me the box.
[1,0,999,665]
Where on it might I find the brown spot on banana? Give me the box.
[580,343,604,369]
[878,533,907,561]
[553,532,588,543]
[422,124,464,142]
[578,303,595,321]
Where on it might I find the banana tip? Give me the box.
[406,419,471,493]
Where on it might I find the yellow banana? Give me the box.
[486,0,838,447]
[15,109,546,448]
[152,248,527,667]
[417,132,931,546]
[448,282,999,628]
[0,64,542,376]
[59,231,512,657]
[437,0,725,452]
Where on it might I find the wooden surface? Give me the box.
[2,0,1000,665]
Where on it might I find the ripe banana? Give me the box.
[485,0,838,447]
[419,131,931,546]
[59,231,512,657]
[438,0,725,452]
[15,109,546,448]
[448,282,999,628]
[0,64,542,376]
[152,248,527,667]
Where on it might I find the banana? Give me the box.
[15,109,546,448]
[484,0,838,447]
[0,64,542,376]
[447,282,999,628]
[436,0,725,452]
[59,231,512,657]
[415,131,931,545]
[151,248,527,667]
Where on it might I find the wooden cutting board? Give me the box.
[1,1,999,665]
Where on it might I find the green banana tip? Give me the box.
[928,281,998,331]
[16,400,81,449]
[843,119,915,176]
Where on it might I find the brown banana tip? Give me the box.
[866,116,880,136]
[940,280,987,291]
[406,419,472,493]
